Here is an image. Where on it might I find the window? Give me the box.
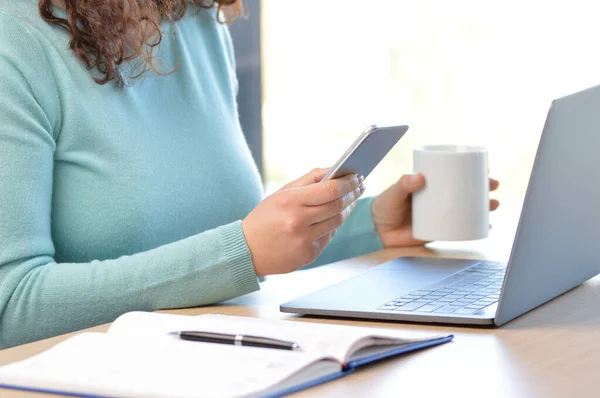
[260,0,600,238]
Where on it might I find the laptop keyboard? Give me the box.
[377,261,507,316]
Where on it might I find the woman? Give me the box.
[0,0,499,348]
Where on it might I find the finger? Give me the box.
[490,199,500,211]
[307,188,363,224]
[394,173,426,200]
[310,204,354,238]
[490,178,500,191]
[314,229,336,253]
[300,173,363,206]
[280,168,329,190]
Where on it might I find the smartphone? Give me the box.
[320,124,409,182]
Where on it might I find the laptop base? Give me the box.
[280,257,498,326]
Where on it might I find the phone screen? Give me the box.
[321,125,409,181]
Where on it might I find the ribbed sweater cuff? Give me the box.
[219,221,260,296]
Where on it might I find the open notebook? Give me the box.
[0,312,453,398]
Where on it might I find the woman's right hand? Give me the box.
[242,168,365,277]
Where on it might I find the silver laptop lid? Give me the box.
[496,84,600,325]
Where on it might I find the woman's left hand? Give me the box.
[371,174,501,248]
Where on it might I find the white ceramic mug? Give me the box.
[412,145,489,241]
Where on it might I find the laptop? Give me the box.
[281,84,600,326]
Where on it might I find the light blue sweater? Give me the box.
[0,1,383,348]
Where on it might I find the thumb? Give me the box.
[396,173,425,198]
[279,168,330,190]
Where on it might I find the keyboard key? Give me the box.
[399,295,422,300]
[414,304,443,313]
[469,267,495,272]
[425,292,446,297]
[452,280,472,285]
[454,303,475,309]
[480,263,507,270]
[461,277,481,282]
[480,297,498,303]
[472,269,498,275]
[480,296,498,301]
[428,291,445,296]
[455,298,476,304]
[474,301,497,307]
[432,298,454,303]
[413,299,433,304]
[394,302,427,311]
[456,295,476,301]
[465,304,486,310]
[465,294,486,300]
[377,305,397,311]
[433,306,462,314]
[465,276,484,281]
[469,291,488,296]
[420,297,439,303]
[413,290,435,295]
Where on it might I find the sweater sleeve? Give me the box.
[0,14,259,349]
[309,196,385,268]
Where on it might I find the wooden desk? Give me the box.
[2,241,599,398]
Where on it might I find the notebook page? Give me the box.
[108,312,440,363]
[0,333,340,398]
[196,315,443,363]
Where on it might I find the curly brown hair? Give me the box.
[39,0,242,85]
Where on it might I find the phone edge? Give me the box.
[319,125,378,182]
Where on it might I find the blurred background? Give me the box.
[230,0,600,246]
